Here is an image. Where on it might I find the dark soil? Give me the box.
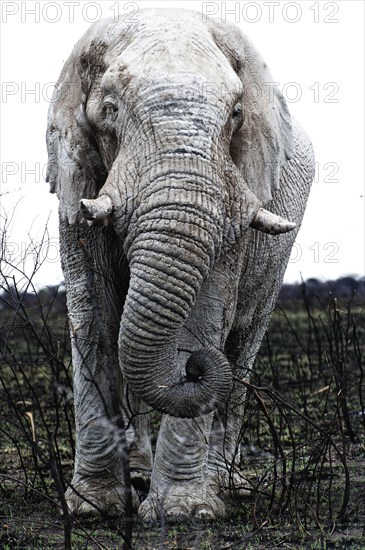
[1,287,364,549]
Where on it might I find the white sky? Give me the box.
[1,0,364,287]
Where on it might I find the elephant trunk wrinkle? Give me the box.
[123,161,225,266]
[118,165,232,416]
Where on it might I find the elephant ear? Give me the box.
[46,35,109,224]
[209,20,293,204]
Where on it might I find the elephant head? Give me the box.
[47,9,295,418]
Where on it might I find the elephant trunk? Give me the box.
[120,254,232,418]
[118,164,233,418]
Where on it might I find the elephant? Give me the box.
[46,8,314,521]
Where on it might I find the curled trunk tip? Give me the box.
[123,346,233,418]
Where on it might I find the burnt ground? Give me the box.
[1,288,364,549]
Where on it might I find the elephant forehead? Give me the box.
[128,36,236,84]
[103,13,242,95]
[102,54,242,114]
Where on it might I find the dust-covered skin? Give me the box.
[46,8,314,521]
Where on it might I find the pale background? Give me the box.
[1,0,364,287]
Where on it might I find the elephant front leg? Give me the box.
[208,228,297,500]
[66,320,128,515]
[61,223,152,515]
[138,414,225,522]
[208,381,251,500]
[68,344,152,515]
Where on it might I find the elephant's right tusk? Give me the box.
[80,195,113,221]
[250,207,296,235]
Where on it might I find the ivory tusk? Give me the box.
[250,207,296,235]
[80,195,113,221]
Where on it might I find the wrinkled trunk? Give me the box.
[119,157,233,418]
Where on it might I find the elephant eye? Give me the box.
[232,102,243,133]
[232,102,242,120]
[102,98,118,121]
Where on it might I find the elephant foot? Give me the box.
[138,485,225,523]
[208,466,251,499]
[65,476,127,516]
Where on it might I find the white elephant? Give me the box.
[46,8,314,521]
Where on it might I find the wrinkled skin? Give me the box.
[46,9,314,521]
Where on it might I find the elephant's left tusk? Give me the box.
[80,195,113,221]
[250,207,296,235]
